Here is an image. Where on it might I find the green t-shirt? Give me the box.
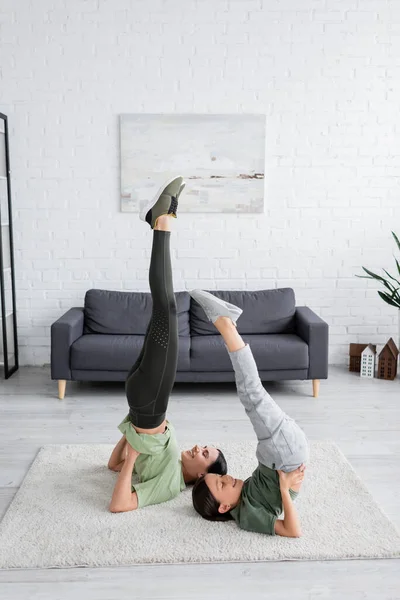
[118,415,185,508]
[230,463,298,536]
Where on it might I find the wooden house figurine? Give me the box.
[377,338,399,381]
[349,343,377,372]
[360,344,376,378]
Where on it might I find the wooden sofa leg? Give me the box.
[312,379,320,398]
[58,380,66,400]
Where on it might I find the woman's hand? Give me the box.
[278,464,306,492]
[125,443,140,462]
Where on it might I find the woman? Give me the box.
[190,290,309,537]
[108,177,227,513]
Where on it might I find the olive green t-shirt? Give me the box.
[118,415,185,508]
[230,463,298,536]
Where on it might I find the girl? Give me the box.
[190,290,309,537]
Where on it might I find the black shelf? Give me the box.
[0,112,18,378]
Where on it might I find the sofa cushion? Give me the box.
[190,288,296,336]
[189,334,308,372]
[71,334,191,371]
[83,289,190,336]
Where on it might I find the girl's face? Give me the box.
[204,473,244,512]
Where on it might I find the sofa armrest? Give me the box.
[295,306,329,379]
[51,308,84,380]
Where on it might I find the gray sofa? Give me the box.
[51,287,329,400]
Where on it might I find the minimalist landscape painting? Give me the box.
[120,114,266,213]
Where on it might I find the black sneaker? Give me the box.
[140,176,185,229]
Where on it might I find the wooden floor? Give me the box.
[0,365,399,599]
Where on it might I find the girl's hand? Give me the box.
[278,464,306,491]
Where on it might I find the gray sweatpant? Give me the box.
[227,343,310,472]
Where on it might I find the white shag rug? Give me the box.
[0,441,399,569]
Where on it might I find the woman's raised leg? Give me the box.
[125,318,152,380]
[125,215,179,429]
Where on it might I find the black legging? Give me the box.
[125,230,178,429]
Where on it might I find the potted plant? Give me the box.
[356,231,400,352]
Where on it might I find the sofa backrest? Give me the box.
[83,289,191,336]
[83,287,296,337]
[190,288,296,335]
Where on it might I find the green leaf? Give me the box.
[382,268,400,286]
[395,257,400,277]
[378,290,400,308]
[387,285,400,304]
[360,267,393,291]
[392,231,400,253]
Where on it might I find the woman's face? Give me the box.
[181,445,220,479]
[204,473,244,512]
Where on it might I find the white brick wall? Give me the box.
[1,0,400,367]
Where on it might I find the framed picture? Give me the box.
[120,114,266,214]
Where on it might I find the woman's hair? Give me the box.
[192,475,233,522]
[207,449,227,476]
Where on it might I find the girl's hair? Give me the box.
[192,476,233,522]
[207,449,227,476]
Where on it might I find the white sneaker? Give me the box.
[189,289,243,325]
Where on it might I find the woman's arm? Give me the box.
[108,434,128,471]
[109,445,139,513]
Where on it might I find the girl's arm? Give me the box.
[108,434,128,471]
[274,489,301,538]
[274,466,305,537]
